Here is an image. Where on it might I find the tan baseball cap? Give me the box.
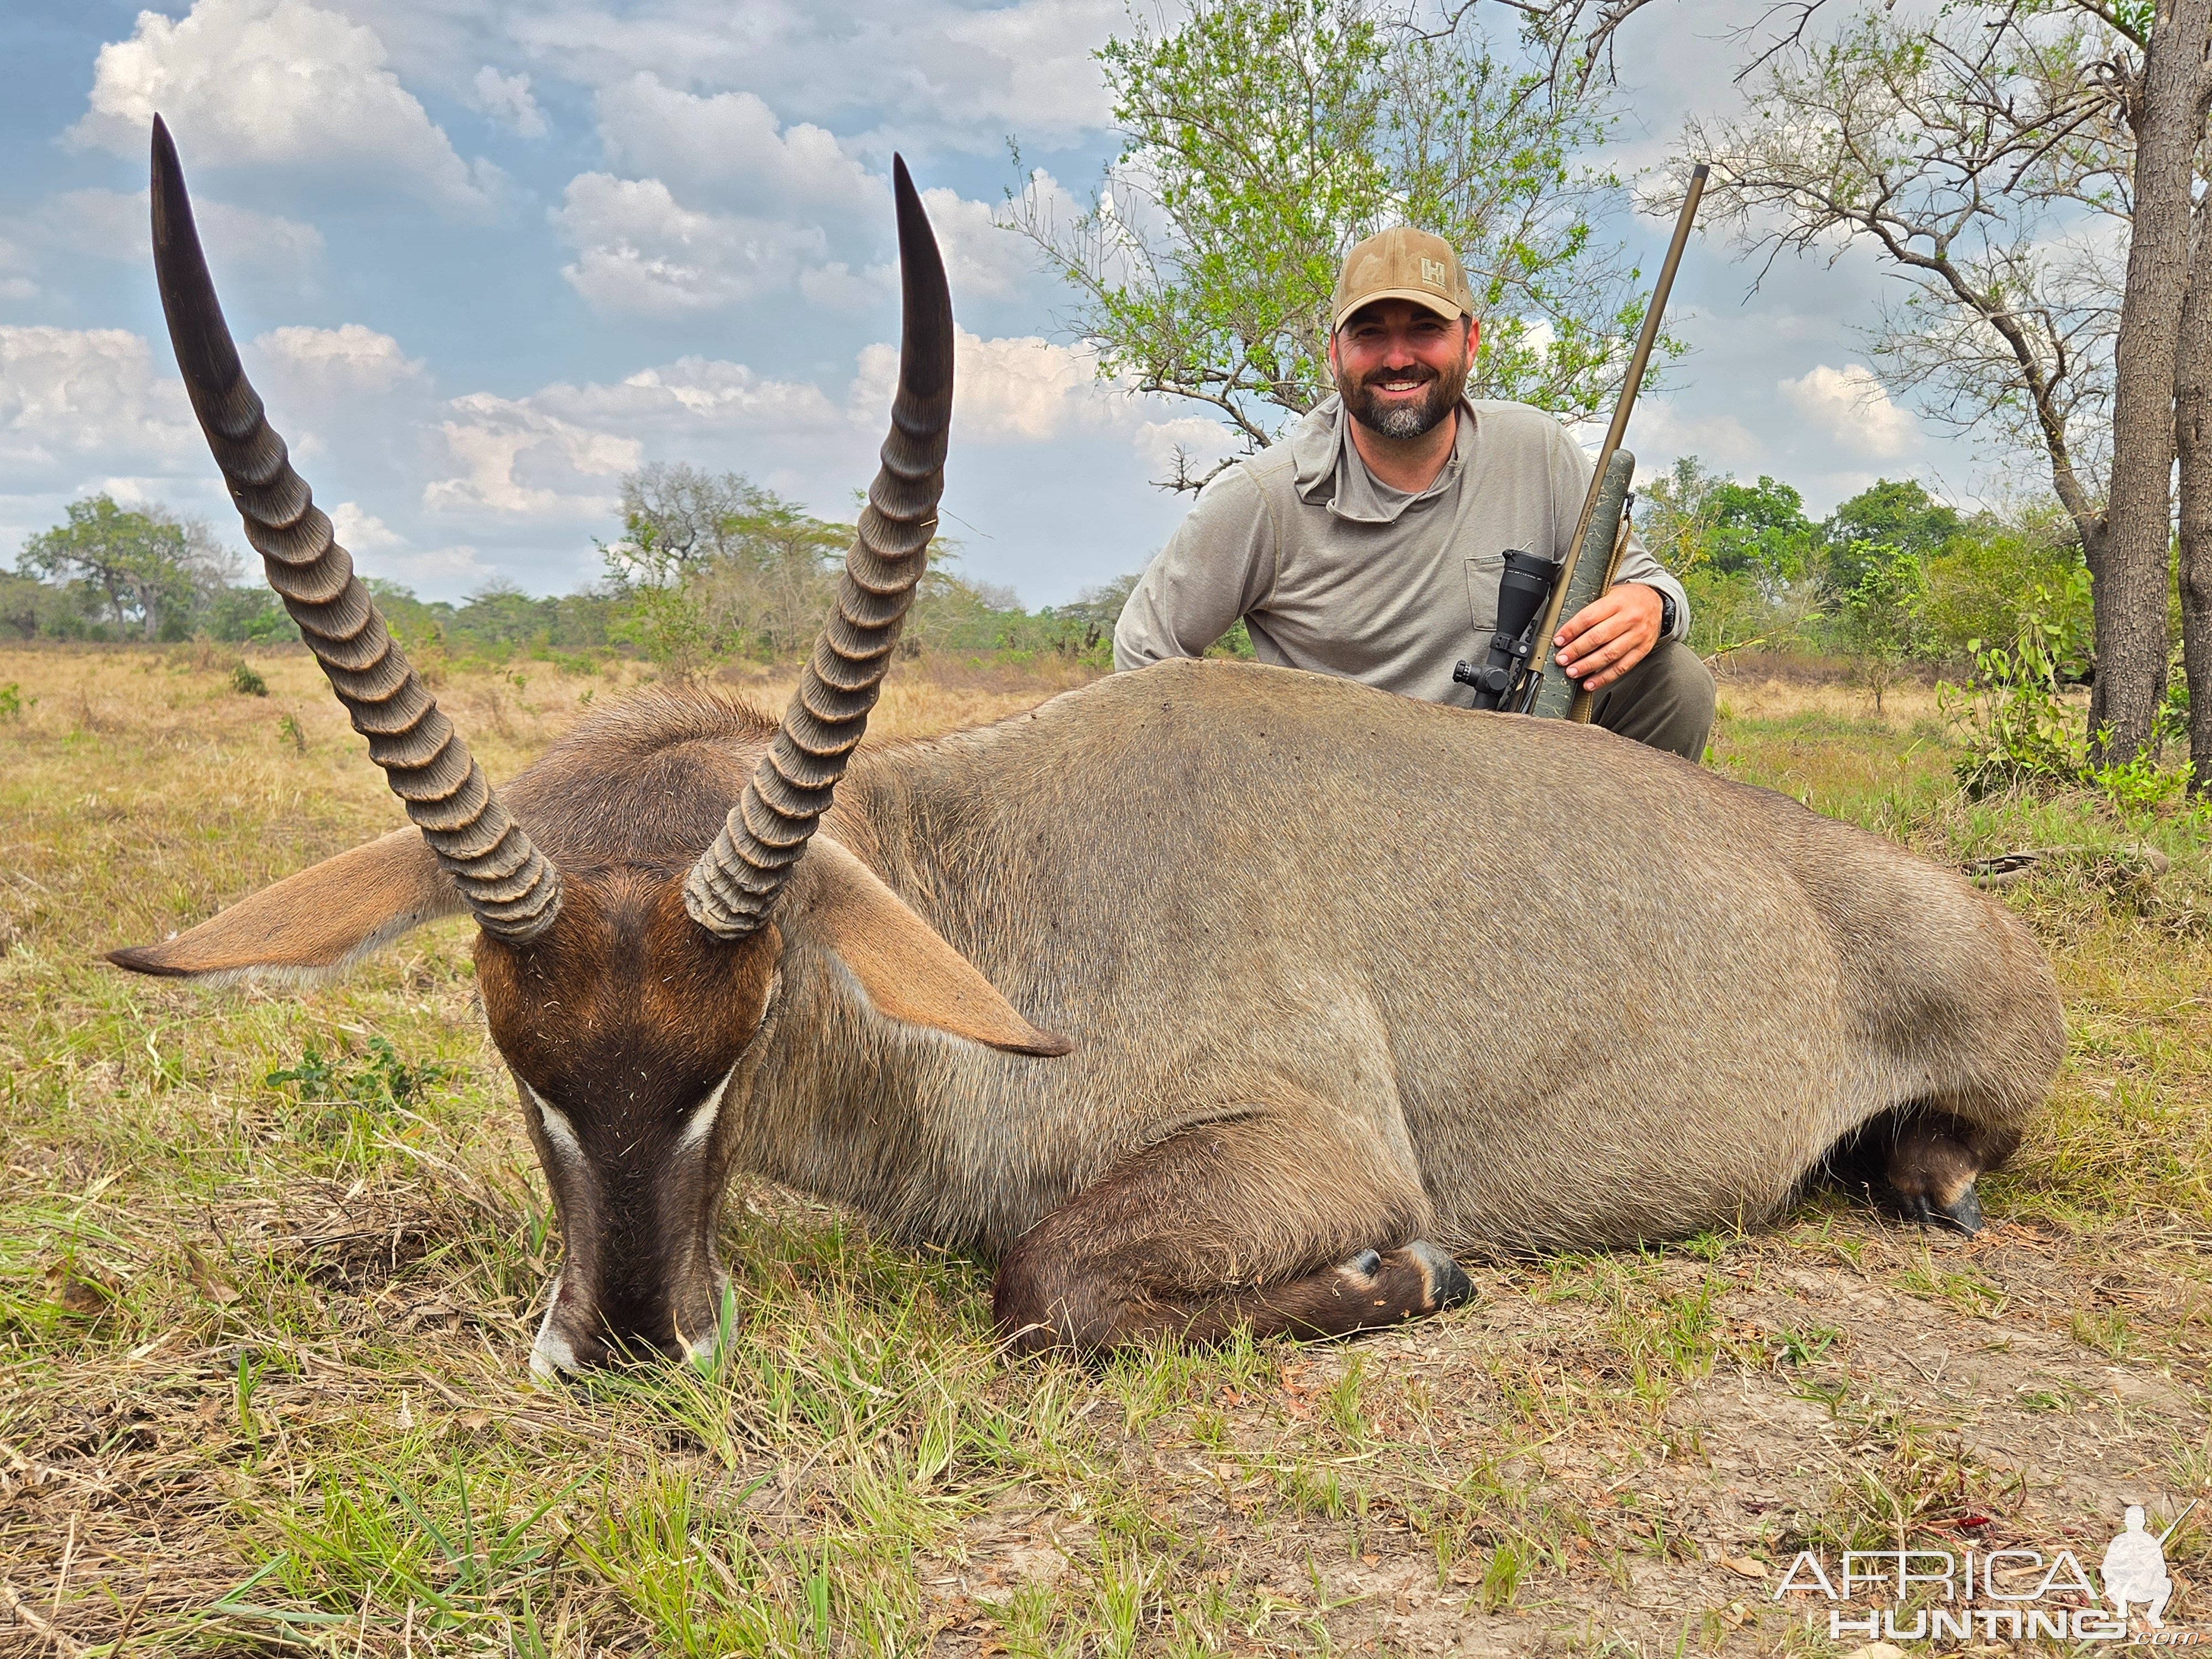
[1332,226,1474,330]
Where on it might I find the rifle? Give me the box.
[1451,163,1708,717]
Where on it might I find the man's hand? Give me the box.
[1553,582,1664,693]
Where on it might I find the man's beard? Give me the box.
[1338,359,1464,440]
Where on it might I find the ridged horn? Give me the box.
[684,155,953,940]
[149,116,561,943]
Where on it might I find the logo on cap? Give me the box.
[1420,257,1447,288]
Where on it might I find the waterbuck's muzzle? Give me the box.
[528,1197,735,1379]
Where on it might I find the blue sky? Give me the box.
[0,0,2003,606]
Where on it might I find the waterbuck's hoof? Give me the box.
[1402,1240,1475,1310]
[1344,1248,1384,1277]
[1877,1111,2011,1237]
[1901,1182,1983,1235]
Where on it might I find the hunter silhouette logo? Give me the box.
[1771,1500,2199,1644]
[1419,255,1448,288]
[2104,1502,2191,1629]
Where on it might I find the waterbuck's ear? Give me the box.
[107,828,464,983]
[796,837,1073,1058]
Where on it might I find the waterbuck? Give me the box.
[114,118,2063,1374]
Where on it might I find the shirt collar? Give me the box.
[1293,393,1477,523]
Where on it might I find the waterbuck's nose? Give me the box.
[529,1273,601,1378]
[528,1262,735,1379]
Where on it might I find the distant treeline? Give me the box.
[6,464,2100,688]
[1,472,1142,670]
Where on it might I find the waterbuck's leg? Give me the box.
[992,1113,1473,1358]
[1824,1107,2022,1234]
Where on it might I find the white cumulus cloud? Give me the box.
[377,543,502,587]
[71,0,500,216]
[330,502,407,550]
[930,0,1120,140]
[920,187,1037,301]
[553,72,1046,321]
[504,0,1119,154]
[1628,397,1766,476]
[550,173,831,316]
[528,357,844,432]
[799,262,895,311]
[425,392,643,519]
[0,239,38,301]
[326,499,494,587]
[851,331,1103,442]
[469,66,548,138]
[254,324,427,396]
[422,356,843,522]
[1128,414,1242,481]
[1777,364,1917,460]
[244,324,431,461]
[850,330,1212,455]
[593,73,880,218]
[0,327,197,484]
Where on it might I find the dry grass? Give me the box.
[1,643,2208,1656]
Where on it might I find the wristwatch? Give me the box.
[1655,588,1677,640]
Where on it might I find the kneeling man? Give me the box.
[1115,226,1715,760]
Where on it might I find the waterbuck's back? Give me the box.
[794,659,2060,1255]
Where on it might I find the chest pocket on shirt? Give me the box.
[1463,551,1505,634]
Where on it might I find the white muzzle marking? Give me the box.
[525,1084,583,1166]
[674,1274,738,1370]
[677,1066,737,1155]
[529,1272,576,1380]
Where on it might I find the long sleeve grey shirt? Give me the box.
[1114,395,1689,708]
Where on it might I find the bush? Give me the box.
[1682,567,1789,656]
[1947,611,2084,798]
[1919,510,2089,674]
[204,585,301,644]
[1945,585,2195,813]
[0,570,95,639]
[1835,540,1925,713]
[230,660,269,697]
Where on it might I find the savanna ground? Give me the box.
[1,640,2208,1657]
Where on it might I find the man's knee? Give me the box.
[1589,637,1714,761]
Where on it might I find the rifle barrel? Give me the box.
[2157,1498,2200,1547]
[1526,163,1708,711]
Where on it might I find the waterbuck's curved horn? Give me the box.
[683,155,953,940]
[149,116,561,943]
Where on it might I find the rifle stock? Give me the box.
[1528,448,1634,720]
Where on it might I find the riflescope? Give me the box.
[1452,547,1563,712]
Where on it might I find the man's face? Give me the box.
[1329,299,1473,441]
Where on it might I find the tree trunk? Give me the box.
[127,575,160,641]
[2093,0,2212,763]
[2180,188,2212,790]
